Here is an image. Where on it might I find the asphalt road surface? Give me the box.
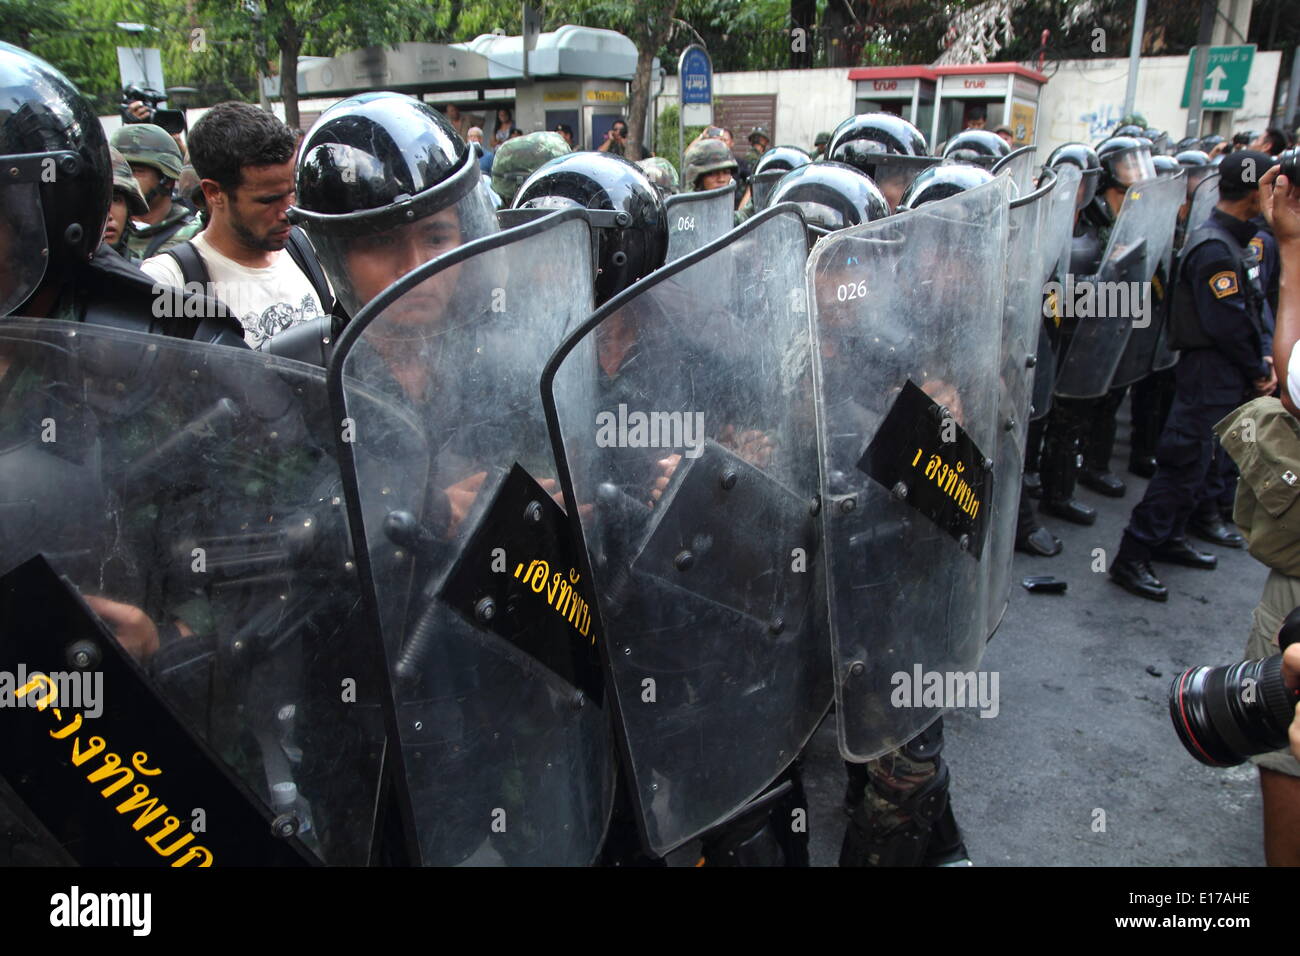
[803,417,1272,867]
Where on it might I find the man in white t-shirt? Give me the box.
[142,102,327,348]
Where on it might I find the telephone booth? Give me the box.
[847,66,938,140]
[930,64,1047,150]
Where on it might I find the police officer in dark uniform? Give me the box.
[1110,151,1279,600]
[0,41,241,346]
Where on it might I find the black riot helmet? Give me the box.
[1096,135,1155,193]
[828,112,928,165]
[1152,155,1180,176]
[1176,149,1215,193]
[897,163,995,210]
[288,91,499,317]
[1046,142,1102,210]
[753,145,813,177]
[1142,128,1170,154]
[0,41,112,316]
[1113,123,1144,139]
[941,128,1011,168]
[749,145,811,210]
[514,151,667,305]
[766,161,889,231]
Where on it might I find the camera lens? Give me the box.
[1280,147,1299,183]
[1168,655,1298,766]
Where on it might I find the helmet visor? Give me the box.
[1077,167,1101,210]
[0,181,49,316]
[1109,146,1156,188]
[300,169,499,318]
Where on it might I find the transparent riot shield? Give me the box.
[991,145,1037,195]
[986,170,1058,635]
[1184,172,1220,246]
[542,205,829,857]
[1109,171,1186,389]
[810,178,1011,761]
[1054,176,1181,399]
[329,209,615,866]
[750,170,784,212]
[0,321,392,865]
[1030,164,1083,421]
[663,182,736,263]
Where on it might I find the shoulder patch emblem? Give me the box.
[1249,236,1264,260]
[1209,270,1239,299]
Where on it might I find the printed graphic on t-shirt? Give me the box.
[242,294,321,349]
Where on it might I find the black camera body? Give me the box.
[120,84,187,136]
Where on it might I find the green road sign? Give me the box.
[1180,45,1255,111]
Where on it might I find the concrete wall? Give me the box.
[657,68,852,153]
[654,51,1282,158]
[1034,51,1282,153]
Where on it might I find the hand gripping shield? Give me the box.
[0,321,395,865]
[541,206,830,857]
[986,169,1059,635]
[1109,170,1186,388]
[810,177,1011,761]
[663,182,736,263]
[1053,176,1183,399]
[328,210,615,865]
[1030,164,1084,421]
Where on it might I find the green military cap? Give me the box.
[109,146,149,216]
[682,137,737,191]
[814,131,831,148]
[636,156,680,195]
[110,122,185,180]
[492,131,571,206]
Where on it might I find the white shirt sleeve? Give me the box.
[140,253,185,291]
[1289,340,1300,406]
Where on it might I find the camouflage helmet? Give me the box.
[108,146,148,216]
[682,137,737,191]
[110,122,185,181]
[492,131,570,205]
[637,156,680,195]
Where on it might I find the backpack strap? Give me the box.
[283,226,335,314]
[163,240,213,289]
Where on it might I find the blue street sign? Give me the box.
[680,45,712,106]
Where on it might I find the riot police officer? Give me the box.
[1111,151,1279,601]
[0,41,240,345]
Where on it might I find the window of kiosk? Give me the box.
[936,97,1003,144]
[854,98,905,117]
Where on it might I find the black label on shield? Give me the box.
[438,463,602,700]
[0,556,313,866]
[856,380,992,559]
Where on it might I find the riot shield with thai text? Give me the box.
[543,205,830,856]
[329,209,615,866]
[0,320,393,865]
[810,178,1011,761]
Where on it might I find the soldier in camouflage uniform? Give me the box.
[682,137,738,193]
[110,122,202,259]
[637,156,680,196]
[490,130,570,207]
[103,147,149,260]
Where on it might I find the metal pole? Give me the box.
[1286,49,1300,132]
[1121,0,1148,117]
[1185,0,1215,139]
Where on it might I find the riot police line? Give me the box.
[0,40,1197,867]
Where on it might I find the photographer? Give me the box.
[597,118,629,157]
[1211,159,1300,864]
